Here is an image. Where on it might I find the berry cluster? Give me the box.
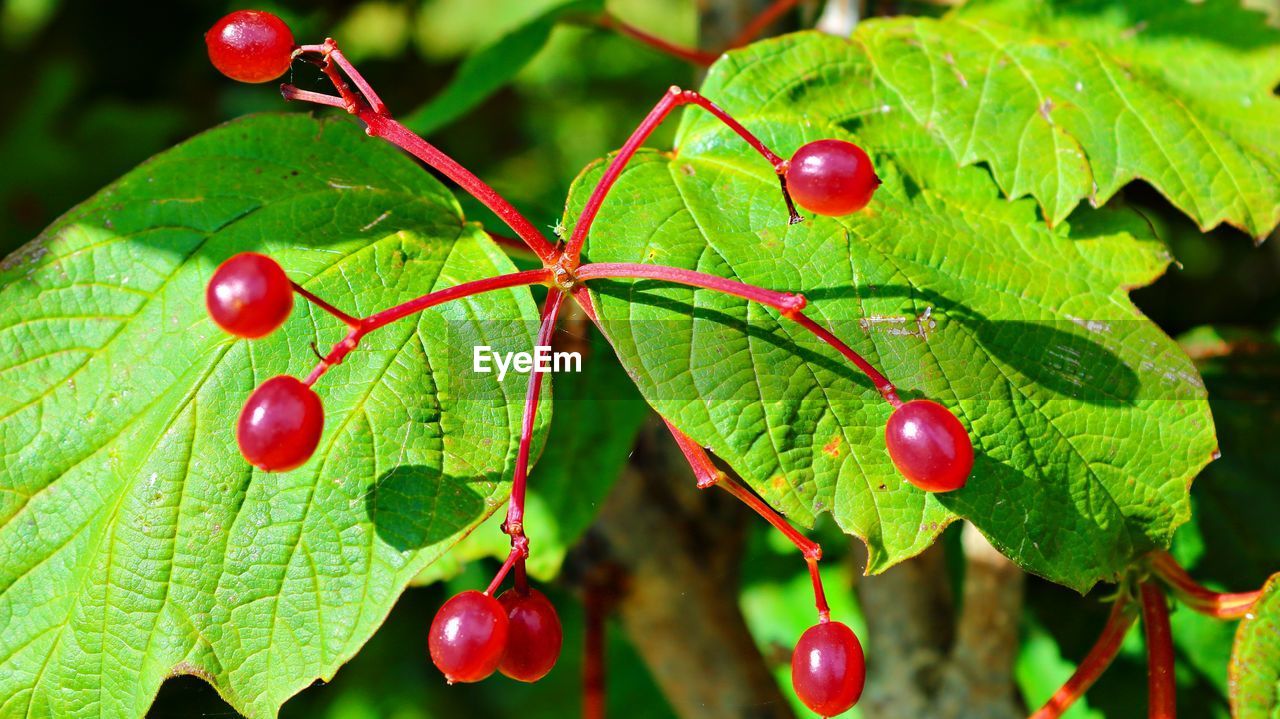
[206,10,975,716]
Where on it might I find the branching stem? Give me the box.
[664,419,830,620]
[285,46,559,263]
[563,86,799,261]
[300,269,552,387]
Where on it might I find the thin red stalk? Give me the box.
[279,85,347,109]
[362,268,551,330]
[601,0,800,65]
[291,281,359,327]
[1141,582,1177,719]
[513,557,529,595]
[364,114,559,262]
[1150,551,1261,619]
[663,418,828,618]
[287,45,560,263]
[563,87,796,261]
[729,0,802,47]
[1029,595,1136,719]
[301,269,551,386]
[576,262,901,405]
[324,44,386,114]
[807,558,830,622]
[485,547,522,596]
[584,581,607,719]
[787,312,901,406]
[600,14,720,65]
[575,262,805,313]
[502,289,568,545]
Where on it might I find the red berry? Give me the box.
[497,588,562,682]
[786,139,880,216]
[884,399,973,492]
[791,621,865,717]
[206,252,294,338]
[205,10,295,84]
[430,590,509,684]
[237,376,324,472]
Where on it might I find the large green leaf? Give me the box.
[0,114,545,718]
[1231,573,1280,718]
[566,32,1215,591]
[862,0,1280,236]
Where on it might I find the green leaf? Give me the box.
[1231,573,1280,718]
[0,114,545,718]
[566,32,1215,591]
[860,0,1280,236]
[413,321,648,584]
[402,0,604,135]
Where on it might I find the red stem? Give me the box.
[301,268,551,386]
[575,262,901,406]
[484,547,523,596]
[278,85,347,109]
[729,0,802,47]
[575,262,805,313]
[501,289,568,553]
[323,43,387,114]
[584,581,608,719]
[1029,594,1136,719]
[600,0,801,66]
[600,14,720,65]
[362,268,551,330]
[291,281,359,327]
[1141,581,1177,719]
[664,418,829,619]
[563,86,797,261]
[284,47,560,263]
[1149,551,1261,619]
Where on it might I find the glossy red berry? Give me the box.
[206,252,294,338]
[885,399,973,492]
[786,139,880,216]
[237,376,324,472]
[497,588,562,682]
[791,621,865,717]
[429,590,509,684]
[205,10,295,83]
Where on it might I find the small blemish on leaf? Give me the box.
[822,434,842,458]
[1039,98,1055,123]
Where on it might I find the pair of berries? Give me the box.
[429,588,563,684]
[206,252,323,472]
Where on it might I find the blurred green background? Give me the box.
[4,1,1278,717]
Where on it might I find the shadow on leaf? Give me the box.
[603,279,1140,405]
[366,464,487,552]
